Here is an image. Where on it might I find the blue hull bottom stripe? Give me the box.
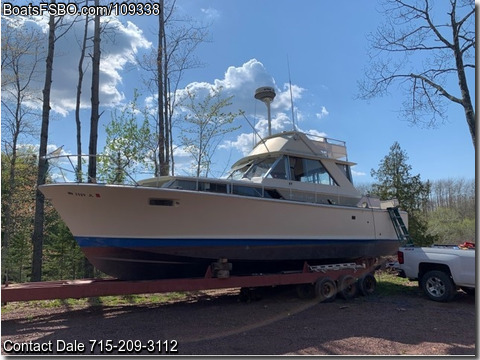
[76,236,397,248]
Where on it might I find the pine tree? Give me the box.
[371,142,436,246]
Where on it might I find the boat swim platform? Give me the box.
[1,260,376,303]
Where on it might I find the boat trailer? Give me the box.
[2,258,379,303]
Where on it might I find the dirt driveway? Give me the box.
[1,285,476,356]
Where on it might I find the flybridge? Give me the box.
[249,131,349,161]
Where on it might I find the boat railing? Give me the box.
[42,153,141,185]
[304,133,348,160]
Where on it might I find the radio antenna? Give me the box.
[287,56,297,131]
[241,112,270,153]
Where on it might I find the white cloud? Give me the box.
[316,106,329,120]
[220,132,257,156]
[176,59,307,157]
[10,16,151,116]
[302,129,328,138]
[351,168,366,177]
[201,8,220,20]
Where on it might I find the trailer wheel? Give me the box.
[338,275,358,299]
[315,277,337,303]
[358,273,377,296]
[296,284,315,299]
[420,270,456,302]
[239,287,261,303]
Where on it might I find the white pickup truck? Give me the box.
[396,244,475,302]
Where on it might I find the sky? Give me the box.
[2,0,476,185]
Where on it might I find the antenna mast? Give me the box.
[287,56,296,131]
[254,86,276,136]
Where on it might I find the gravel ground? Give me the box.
[1,284,476,356]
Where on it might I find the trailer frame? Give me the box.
[1,258,379,303]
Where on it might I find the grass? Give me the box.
[1,292,188,314]
[374,270,420,296]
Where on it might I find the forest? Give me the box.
[1,1,475,283]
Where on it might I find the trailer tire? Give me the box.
[315,277,337,303]
[338,275,358,299]
[239,287,261,303]
[296,283,315,299]
[420,270,456,302]
[358,273,377,296]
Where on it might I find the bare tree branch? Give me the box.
[358,0,475,148]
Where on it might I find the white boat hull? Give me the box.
[40,183,404,279]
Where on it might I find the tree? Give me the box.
[1,150,37,283]
[371,142,435,246]
[359,0,475,148]
[426,207,474,245]
[141,0,209,176]
[1,20,43,279]
[31,2,75,281]
[99,90,152,183]
[31,9,58,282]
[179,87,240,177]
[87,0,101,184]
[426,178,475,244]
[74,4,91,182]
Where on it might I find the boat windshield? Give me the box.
[228,161,253,180]
[228,157,278,180]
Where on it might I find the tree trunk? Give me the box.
[75,10,89,182]
[451,8,475,148]
[162,16,170,176]
[85,4,101,278]
[157,0,166,176]
[88,8,100,184]
[31,10,56,282]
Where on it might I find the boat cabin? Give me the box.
[139,131,362,207]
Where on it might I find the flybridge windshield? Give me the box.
[228,155,340,186]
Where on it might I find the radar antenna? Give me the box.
[254,86,276,136]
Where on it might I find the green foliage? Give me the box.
[426,178,475,245]
[1,151,37,282]
[42,211,85,280]
[427,207,475,245]
[2,150,85,283]
[99,90,153,184]
[370,142,436,246]
[180,86,241,177]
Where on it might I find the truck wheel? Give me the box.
[338,275,358,299]
[358,273,377,296]
[315,277,337,303]
[421,270,456,302]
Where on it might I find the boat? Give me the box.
[40,88,407,280]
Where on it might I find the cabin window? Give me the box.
[244,157,277,179]
[169,179,197,190]
[201,182,228,193]
[231,185,283,199]
[289,157,337,186]
[232,185,264,197]
[337,163,353,183]
[228,161,253,180]
[267,156,287,179]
